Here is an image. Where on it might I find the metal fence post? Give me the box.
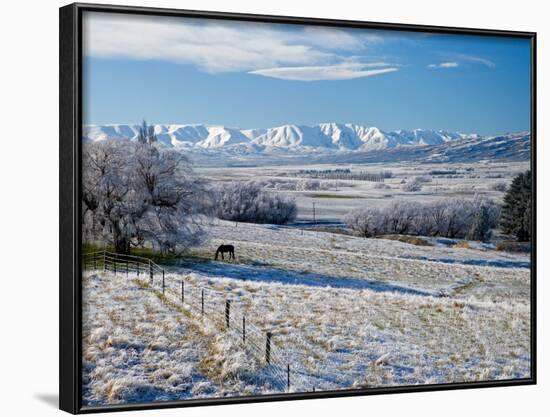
[162,270,165,295]
[225,300,231,329]
[201,289,204,316]
[242,316,246,343]
[265,332,272,364]
[181,280,184,303]
[287,364,290,392]
[149,260,152,284]
[137,261,140,276]
[114,259,117,275]
[103,251,106,272]
[126,260,129,276]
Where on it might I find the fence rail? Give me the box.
[83,250,313,392]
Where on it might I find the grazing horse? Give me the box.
[215,244,235,261]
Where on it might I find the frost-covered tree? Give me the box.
[346,197,500,240]
[82,138,206,254]
[383,202,419,235]
[419,201,447,236]
[215,181,297,224]
[424,197,499,239]
[441,199,473,238]
[500,170,531,241]
[467,205,492,242]
[344,207,383,238]
[296,179,321,191]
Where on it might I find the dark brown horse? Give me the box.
[215,244,235,260]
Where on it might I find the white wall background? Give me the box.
[0,0,546,415]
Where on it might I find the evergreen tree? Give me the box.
[523,195,532,239]
[137,120,157,144]
[500,170,532,241]
[467,205,491,242]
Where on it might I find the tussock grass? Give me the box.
[377,234,433,246]
[454,241,472,249]
[496,241,531,253]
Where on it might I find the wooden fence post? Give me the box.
[225,300,231,329]
[265,331,272,364]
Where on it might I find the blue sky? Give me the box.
[83,12,531,135]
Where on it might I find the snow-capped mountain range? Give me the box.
[313,131,531,164]
[83,123,484,152]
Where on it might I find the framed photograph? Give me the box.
[59,2,536,413]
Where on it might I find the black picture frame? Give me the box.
[59,2,537,414]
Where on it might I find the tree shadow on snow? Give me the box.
[180,262,434,297]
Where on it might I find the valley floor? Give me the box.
[82,220,531,405]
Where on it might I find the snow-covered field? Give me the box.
[82,217,531,405]
[197,160,529,221]
[82,269,284,406]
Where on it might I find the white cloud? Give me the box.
[248,63,398,81]
[428,62,459,68]
[299,26,383,50]
[457,54,496,68]
[83,12,381,74]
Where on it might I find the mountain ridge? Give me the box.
[83,122,489,152]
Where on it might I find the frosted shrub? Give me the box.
[296,179,321,191]
[215,181,297,224]
[262,179,339,192]
[272,181,296,191]
[401,180,423,192]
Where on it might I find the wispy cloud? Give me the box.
[457,54,496,68]
[428,62,459,69]
[83,12,381,75]
[249,63,398,81]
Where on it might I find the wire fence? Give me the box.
[83,250,314,393]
